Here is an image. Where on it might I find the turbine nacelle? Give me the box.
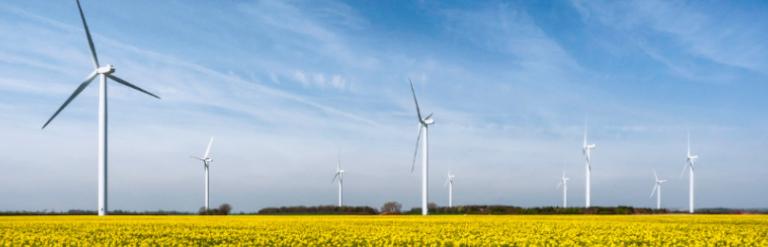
[332,170,344,182]
[190,156,212,166]
[444,173,455,187]
[687,155,699,163]
[422,115,435,125]
[96,64,115,74]
[560,177,569,184]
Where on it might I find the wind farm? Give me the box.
[1,0,767,245]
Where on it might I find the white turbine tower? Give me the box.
[409,79,435,216]
[681,133,698,213]
[557,171,570,208]
[582,122,596,208]
[649,169,667,210]
[332,155,344,207]
[444,172,455,208]
[41,0,160,216]
[191,137,214,210]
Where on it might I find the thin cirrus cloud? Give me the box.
[0,0,766,212]
[570,0,768,81]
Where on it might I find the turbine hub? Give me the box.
[424,118,435,125]
[96,64,115,74]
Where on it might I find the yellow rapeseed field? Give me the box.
[1,215,767,246]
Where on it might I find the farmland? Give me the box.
[1,215,767,245]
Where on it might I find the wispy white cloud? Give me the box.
[572,0,768,76]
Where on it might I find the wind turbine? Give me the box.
[332,154,344,207]
[681,132,698,213]
[444,172,455,208]
[649,169,667,210]
[557,171,570,208]
[582,122,596,208]
[409,79,435,216]
[191,137,214,210]
[41,0,160,216]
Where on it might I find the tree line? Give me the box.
[2,202,765,215]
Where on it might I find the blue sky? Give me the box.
[1,0,767,212]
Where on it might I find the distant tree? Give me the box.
[219,204,232,215]
[428,202,438,210]
[198,203,233,215]
[381,201,402,214]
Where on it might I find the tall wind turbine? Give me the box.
[444,172,455,208]
[191,137,214,210]
[649,169,667,210]
[41,0,160,216]
[681,133,698,213]
[582,122,596,208]
[332,154,344,207]
[557,171,570,208]
[409,79,435,216]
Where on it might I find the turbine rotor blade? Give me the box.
[680,162,688,178]
[42,71,98,129]
[107,74,161,99]
[687,131,691,157]
[408,79,423,122]
[337,154,341,171]
[75,0,99,68]
[649,185,658,198]
[332,172,340,183]
[653,169,658,181]
[204,137,214,158]
[190,155,204,161]
[583,118,590,149]
[411,125,423,173]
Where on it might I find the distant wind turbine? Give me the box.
[557,171,570,208]
[582,121,596,208]
[444,172,455,208]
[41,0,161,216]
[649,169,667,210]
[409,79,435,216]
[332,154,345,207]
[681,132,698,213]
[191,137,214,210]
